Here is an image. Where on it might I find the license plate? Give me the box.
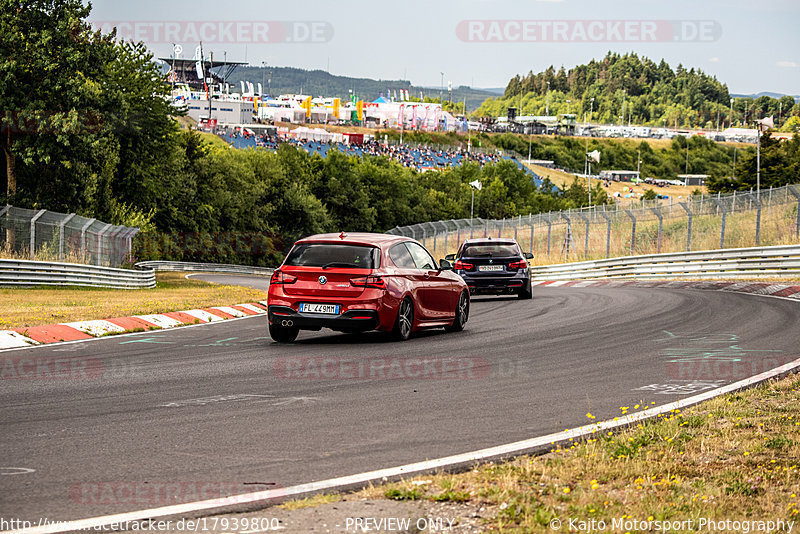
[478,265,504,272]
[300,303,340,315]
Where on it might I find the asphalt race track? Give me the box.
[2,280,799,523]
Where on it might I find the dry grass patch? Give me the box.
[278,494,343,511]
[353,375,800,532]
[0,272,266,329]
[525,163,706,204]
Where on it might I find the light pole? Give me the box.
[685,142,690,174]
[621,90,627,126]
[469,180,482,219]
[440,72,445,104]
[730,98,734,127]
[588,97,594,124]
[566,99,571,115]
[546,81,550,115]
[261,61,267,96]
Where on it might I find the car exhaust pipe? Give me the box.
[282,320,294,327]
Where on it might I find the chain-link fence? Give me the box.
[0,206,139,267]
[387,184,800,264]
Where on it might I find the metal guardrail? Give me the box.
[529,245,800,280]
[136,261,274,276]
[0,259,156,289]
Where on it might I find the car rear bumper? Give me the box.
[458,274,530,294]
[268,305,381,332]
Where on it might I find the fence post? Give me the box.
[679,202,693,252]
[484,219,489,238]
[789,186,800,240]
[624,210,636,255]
[29,209,47,260]
[546,218,552,257]
[96,223,112,266]
[80,218,96,261]
[732,190,736,214]
[529,220,535,255]
[58,213,76,262]
[499,218,504,238]
[433,228,437,252]
[649,207,663,254]
[712,198,728,249]
[575,212,590,258]
[444,224,448,252]
[0,206,9,251]
[599,211,612,258]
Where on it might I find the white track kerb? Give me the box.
[7,355,800,534]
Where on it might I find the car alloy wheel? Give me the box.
[446,291,469,332]
[392,298,414,341]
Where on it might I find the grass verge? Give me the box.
[0,272,267,329]
[285,374,800,532]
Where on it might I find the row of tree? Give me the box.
[476,53,800,130]
[133,134,608,265]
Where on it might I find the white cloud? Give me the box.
[776,61,798,68]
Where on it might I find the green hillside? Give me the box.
[476,52,800,129]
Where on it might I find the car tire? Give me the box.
[518,281,533,300]
[445,291,470,332]
[269,322,299,343]
[391,297,414,341]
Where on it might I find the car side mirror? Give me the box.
[439,259,453,270]
[444,254,455,261]
[524,252,534,260]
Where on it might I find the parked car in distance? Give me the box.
[442,238,533,299]
[267,232,470,342]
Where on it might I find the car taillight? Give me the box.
[509,260,528,270]
[454,260,474,271]
[270,270,297,285]
[350,275,386,289]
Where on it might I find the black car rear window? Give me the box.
[284,244,380,269]
[461,243,520,257]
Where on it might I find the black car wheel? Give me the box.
[445,291,470,332]
[391,297,414,341]
[269,322,300,343]
[518,281,533,300]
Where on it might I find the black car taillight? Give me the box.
[270,270,297,285]
[350,275,386,289]
[454,260,475,271]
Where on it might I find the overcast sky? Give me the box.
[88,0,799,95]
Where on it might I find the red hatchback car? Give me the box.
[267,233,470,342]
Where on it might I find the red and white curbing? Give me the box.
[0,302,268,350]
[531,279,800,299]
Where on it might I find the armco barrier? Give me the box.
[529,244,800,281]
[0,259,156,289]
[136,261,274,276]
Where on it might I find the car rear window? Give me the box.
[284,243,381,269]
[461,243,520,257]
